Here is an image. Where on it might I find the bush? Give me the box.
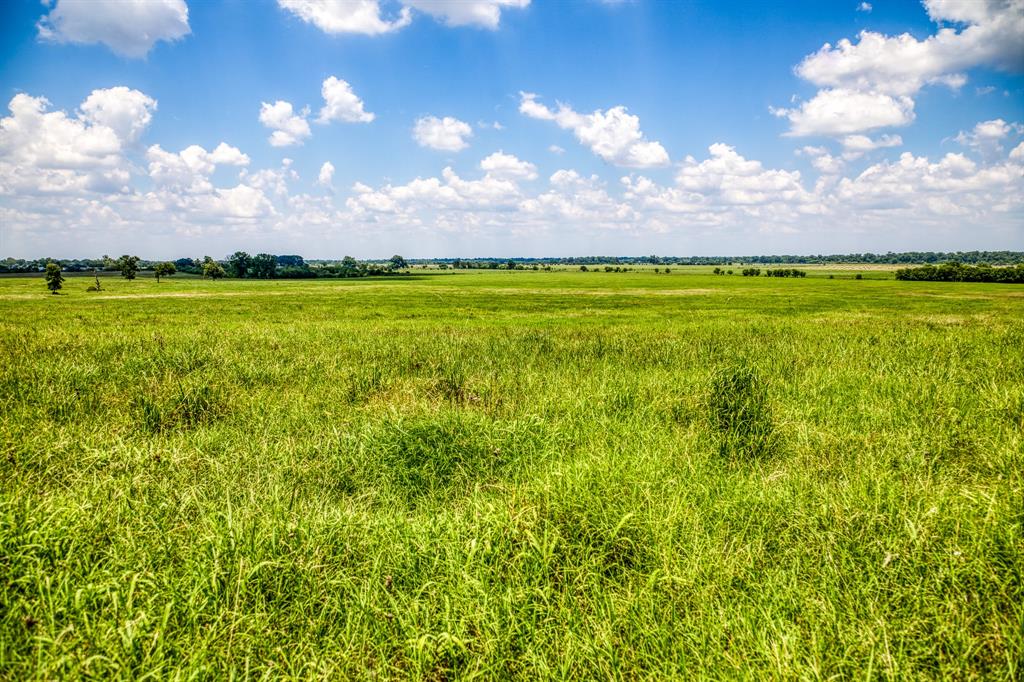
[895,262,1024,283]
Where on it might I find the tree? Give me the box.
[251,253,277,279]
[154,262,176,282]
[45,262,64,294]
[228,251,253,278]
[118,255,140,280]
[202,257,226,280]
[389,254,408,270]
[87,269,103,292]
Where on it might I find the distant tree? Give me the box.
[855,273,863,280]
[118,255,140,280]
[251,253,277,279]
[580,265,588,272]
[202,257,226,280]
[654,268,660,273]
[390,254,408,270]
[45,262,64,294]
[713,267,721,275]
[727,269,733,275]
[228,251,253,278]
[87,269,103,292]
[276,255,305,267]
[154,262,176,282]
[506,259,517,270]
[664,268,671,274]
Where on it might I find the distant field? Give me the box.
[1,270,1021,679]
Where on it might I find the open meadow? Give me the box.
[1,269,1022,679]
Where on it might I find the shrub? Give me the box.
[894,262,1024,283]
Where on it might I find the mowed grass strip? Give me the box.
[1,269,1022,679]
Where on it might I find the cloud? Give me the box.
[796,0,1024,97]
[347,165,521,216]
[954,118,1023,154]
[404,0,529,28]
[548,144,565,154]
[840,133,902,158]
[146,142,250,193]
[836,150,1024,215]
[277,0,412,35]
[241,158,299,197]
[857,2,872,12]
[413,115,473,151]
[675,143,816,206]
[480,151,537,180]
[772,88,915,137]
[0,90,152,195]
[317,76,375,124]
[318,161,335,187]
[798,145,844,174]
[37,0,190,58]
[277,0,529,34]
[79,87,157,143]
[519,92,669,168]
[777,0,1024,139]
[259,101,312,147]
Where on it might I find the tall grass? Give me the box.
[0,270,1021,678]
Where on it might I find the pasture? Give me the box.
[1,269,1021,678]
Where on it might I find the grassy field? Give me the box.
[1,269,1021,679]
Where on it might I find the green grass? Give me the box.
[1,269,1021,679]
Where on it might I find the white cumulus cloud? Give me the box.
[317,76,375,124]
[259,101,312,147]
[277,0,411,35]
[797,0,1024,97]
[954,118,1023,154]
[413,115,473,151]
[37,0,190,58]
[79,87,157,144]
[772,88,915,137]
[404,0,530,28]
[147,142,250,193]
[777,0,1024,139]
[480,151,537,180]
[0,90,155,195]
[318,161,335,187]
[519,92,669,168]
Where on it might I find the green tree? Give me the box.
[389,254,408,270]
[228,251,253,278]
[251,253,277,279]
[118,255,140,280]
[154,262,176,282]
[45,262,64,294]
[202,257,226,280]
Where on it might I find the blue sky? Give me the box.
[1,0,1022,259]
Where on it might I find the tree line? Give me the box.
[894,262,1024,283]
[36,253,412,294]
[9,251,1023,275]
[415,251,1024,267]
